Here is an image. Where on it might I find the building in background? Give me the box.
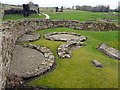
[29,2,39,14]
[3,2,39,17]
[23,4,30,17]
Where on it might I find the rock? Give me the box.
[6,74,24,87]
[57,39,86,59]
[92,60,103,68]
[48,55,54,60]
[97,43,120,60]
[78,36,87,42]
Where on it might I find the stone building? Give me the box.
[29,2,39,14]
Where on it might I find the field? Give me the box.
[3,10,118,24]
[3,10,119,88]
[48,10,117,22]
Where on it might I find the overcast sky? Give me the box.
[0,0,119,9]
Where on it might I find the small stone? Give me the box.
[92,60,103,68]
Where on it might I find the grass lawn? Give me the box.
[27,27,119,88]
[46,10,118,23]
[3,14,45,21]
[3,10,118,24]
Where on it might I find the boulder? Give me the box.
[97,43,120,60]
[92,60,103,68]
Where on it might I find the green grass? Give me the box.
[3,10,118,24]
[3,14,45,21]
[27,27,119,88]
[46,10,118,24]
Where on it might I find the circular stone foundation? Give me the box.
[9,44,55,79]
[44,32,86,42]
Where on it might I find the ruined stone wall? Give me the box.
[0,32,6,90]
[2,19,119,32]
[0,19,119,90]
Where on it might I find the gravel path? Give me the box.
[9,45,45,76]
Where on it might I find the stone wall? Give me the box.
[0,3,4,24]
[0,32,6,90]
[0,19,119,90]
[2,19,119,32]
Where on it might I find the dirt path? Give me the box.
[39,13,50,19]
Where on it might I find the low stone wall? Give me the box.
[58,39,87,59]
[0,19,119,90]
[2,19,119,32]
[97,43,120,60]
[0,32,6,90]
[57,40,85,58]
[44,32,87,58]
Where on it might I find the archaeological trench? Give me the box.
[0,19,120,89]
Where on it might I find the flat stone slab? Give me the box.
[44,32,87,42]
[49,34,79,41]
[97,43,120,60]
[92,60,103,68]
[9,45,45,76]
[9,44,55,79]
[17,32,40,42]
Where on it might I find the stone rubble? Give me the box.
[57,39,86,58]
[92,60,103,68]
[97,43,120,60]
[6,73,24,88]
[1,19,119,33]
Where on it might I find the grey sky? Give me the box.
[0,0,119,9]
